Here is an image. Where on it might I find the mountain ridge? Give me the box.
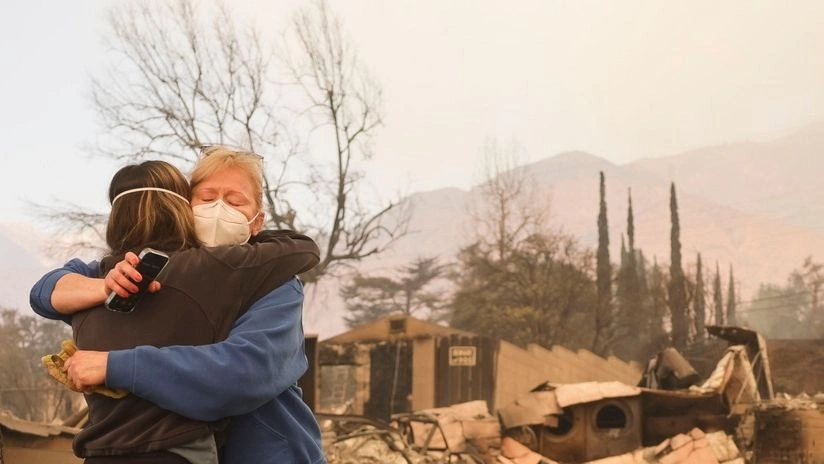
[302,122,824,337]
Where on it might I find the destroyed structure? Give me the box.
[0,408,84,464]
[317,318,824,463]
[316,315,641,420]
[3,316,822,463]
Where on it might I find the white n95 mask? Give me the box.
[193,199,259,246]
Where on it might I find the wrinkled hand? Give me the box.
[65,350,109,389]
[41,340,127,399]
[105,251,162,297]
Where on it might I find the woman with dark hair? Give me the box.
[52,160,319,464]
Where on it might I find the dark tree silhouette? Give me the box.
[594,171,613,355]
[713,262,724,325]
[694,253,706,340]
[727,265,737,325]
[668,183,688,349]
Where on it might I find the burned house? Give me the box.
[0,410,83,464]
[317,315,643,421]
[498,381,644,462]
[318,321,824,463]
[496,327,772,463]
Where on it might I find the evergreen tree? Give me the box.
[627,189,635,252]
[614,233,627,330]
[791,256,824,334]
[647,256,669,351]
[624,190,641,322]
[594,171,613,355]
[614,190,644,360]
[668,183,689,349]
[727,265,737,325]
[638,250,651,312]
[694,253,706,341]
[450,233,596,349]
[341,257,448,327]
[637,251,656,346]
[614,235,629,353]
[0,310,76,421]
[745,281,812,338]
[620,235,627,266]
[713,263,724,325]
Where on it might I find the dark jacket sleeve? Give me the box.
[198,230,320,309]
[248,229,320,275]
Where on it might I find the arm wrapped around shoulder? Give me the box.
[250,229,320,275]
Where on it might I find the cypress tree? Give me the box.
[627,189,635,253]
[668,182,689,349]
[620,235,627,266]
[694,253,706,341]
[636,250,652,353]
[614,234,630,356]
[616,234,627,326]
[648,256,668,350]
[615,189,644,360]
[713,262,724,325]
[638,250,650,308]
[626,189,641,314]
[727,265,737,325]
[595,171,612,354]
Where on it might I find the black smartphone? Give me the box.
[105,248,170,313]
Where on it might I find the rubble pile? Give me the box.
[316,326,824,463]
[751,393,824,463]
[497,436,554,464]
[586,429,744,464]
[319,413,439,464]
[392,400,501,463]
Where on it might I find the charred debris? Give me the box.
[318,323,823,464]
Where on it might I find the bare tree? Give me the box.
[467,138,548,260]
[281,0,407,279]
[449,139,598,349]
[0,310,82,422]
[340,256,450,327]
[791,256,824,333]
[47,0,406,281]
[32,201,109,258]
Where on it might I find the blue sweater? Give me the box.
[30,259,326,464]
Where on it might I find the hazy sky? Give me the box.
[2,0,824,224]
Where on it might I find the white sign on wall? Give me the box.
[448,346,477,366]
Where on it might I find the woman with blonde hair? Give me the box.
[32,148,327,464]
[35,158,319,463]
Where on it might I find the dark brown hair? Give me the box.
[106,160,199,256]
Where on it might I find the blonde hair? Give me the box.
[190,146,265,209]
[106,160,199,256]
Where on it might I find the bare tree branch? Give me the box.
[29,201,108,258]
[282,0,407,280]
[468,138,550,260]
[43,0,407,284]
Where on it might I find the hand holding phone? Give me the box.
[105,248,169,313]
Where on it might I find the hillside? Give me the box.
[304,124,824,338]
[629,121,824,231]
